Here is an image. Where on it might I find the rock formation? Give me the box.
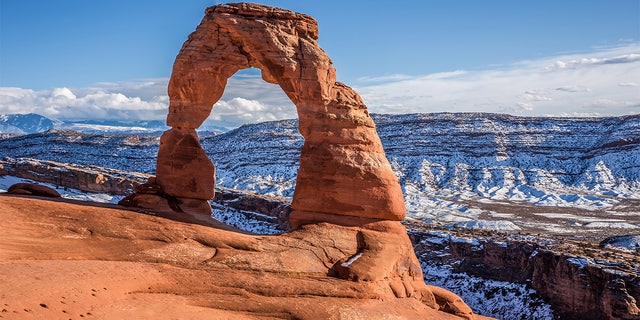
[130,2,405,224]
[118,3,487,319]
[7,183,60,198]
[413,230,640,320]
[0,157,148,195]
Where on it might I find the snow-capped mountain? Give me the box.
[0,113,229,135]
[0,113,55,134]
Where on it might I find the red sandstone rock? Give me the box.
[155,127,215,202]
[7,183,61,198]
[155,2,405,222]
[0,196,490,320]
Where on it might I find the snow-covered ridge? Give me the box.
[0,113,229,135]
[1,113,638,231]
[199,113,640,215]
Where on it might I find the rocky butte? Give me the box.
[116,2,489,319]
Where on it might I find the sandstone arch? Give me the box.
[156,3,405,226]
[115,5,485,318]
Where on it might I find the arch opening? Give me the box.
[204,68,296,129]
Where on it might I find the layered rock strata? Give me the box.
[0,157,148,195]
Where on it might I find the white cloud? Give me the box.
[51,87,76,99]
[547,53,640,71]
[0,85,169,121]
[522,93,552,101]
[0,73,296,128]
[208,97,295,127]
[357,74,415,83]
[0,45,638,127]
[355,44,640,117]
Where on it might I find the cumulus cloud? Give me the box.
[209,97,295,127]
[0,72,296,128]
[0,85,169,121]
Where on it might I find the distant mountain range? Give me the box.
[1,112,639,227]
[0,113,229,135]
[0,113,55,134]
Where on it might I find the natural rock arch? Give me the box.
[154,3,406,227]
[117,4,485,318]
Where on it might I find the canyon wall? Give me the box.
[411,230,640,320]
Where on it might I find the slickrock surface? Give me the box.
[148,2,405,223]
[0,195,491,319]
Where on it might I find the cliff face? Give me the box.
[375,113,640,202]
[411,229,640,320]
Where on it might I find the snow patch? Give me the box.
[584,222,639,229]
[341,253,363,267]
[452,220,522,231]
[600,235,640,253]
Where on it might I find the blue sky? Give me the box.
[0,1,639,125]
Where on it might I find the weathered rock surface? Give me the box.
[155,128,215,200]
[152,2,405,223]
[0,195,491,319]
[7,182,60,198]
